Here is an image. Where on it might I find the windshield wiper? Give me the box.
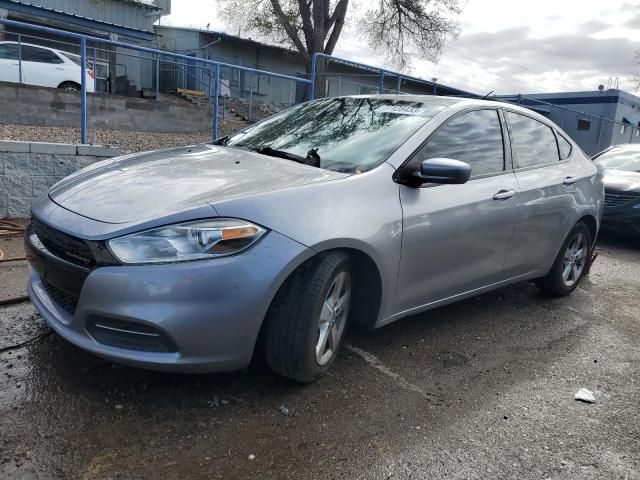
[254,146,323,167]
[255,147,307,164]
[212,135,230,146]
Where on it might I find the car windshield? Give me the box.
[595,147,640,172]
[224,97,452,173]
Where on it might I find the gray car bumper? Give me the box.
[28,230,313,373]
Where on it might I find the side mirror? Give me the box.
[413,158,472,185]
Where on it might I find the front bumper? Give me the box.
[602,206,640,236]
[26,219,313,373]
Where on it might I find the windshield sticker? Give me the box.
[375,103,437,117]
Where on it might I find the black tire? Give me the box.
[264,251,353,383]
[58,82,80,92]
[535,222,592,297]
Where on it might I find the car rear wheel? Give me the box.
[58,81,80,92]
[264,251,353,383]
[535,222,592,296]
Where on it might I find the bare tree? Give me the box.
[217,0,462,96]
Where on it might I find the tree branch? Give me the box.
[325,0,349,32]
[297,0,314,51]
[324,0,349,55]
[270,0,309,56]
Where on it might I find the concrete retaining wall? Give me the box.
[0,81,213,133]
[0,140,120,219]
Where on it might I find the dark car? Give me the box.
[593,144,640,236]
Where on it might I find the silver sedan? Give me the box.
[26,96,604,382]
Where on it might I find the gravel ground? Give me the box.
[0,232,639,479]
[0,121,246,154]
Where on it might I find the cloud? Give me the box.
[427,25,640,94]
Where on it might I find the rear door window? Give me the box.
[506,112,560,168]
[22,46,64,64]
[415,109,505,178]
[0,43,19,60]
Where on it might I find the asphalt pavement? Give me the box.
[1,232,638,479]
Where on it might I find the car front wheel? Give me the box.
[535,222,592,296]
[264,251,353,383]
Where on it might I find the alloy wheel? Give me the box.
[315,271,351,366]
[561,232,588,287]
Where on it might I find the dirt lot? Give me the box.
[1,231,639,480]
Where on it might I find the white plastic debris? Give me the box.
[278,405,290,416]
[574,388,595,403]
[248,454,256,461]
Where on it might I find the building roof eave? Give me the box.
[1,0,158,41]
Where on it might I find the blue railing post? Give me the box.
[212,64,220,140]
[155,53,160,101]
[80,37,87,144]
[207,68,212,106]
[310,53,318,100]
[379,70,385,94]
[17,34,22,83]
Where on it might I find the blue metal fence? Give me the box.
[0,18,313,143]
[309,52,474,99]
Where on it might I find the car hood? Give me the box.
[49,144,347,224]
[602,168,640,193]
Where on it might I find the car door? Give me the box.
[501,111,579,277]
[0,43,20,83]
[394,108,521,314]
[20,45,66,88]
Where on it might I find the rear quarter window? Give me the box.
[506,112,560,168]
[557,134,572,160]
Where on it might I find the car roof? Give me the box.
[0,40,62,52]
[350,94,556,124]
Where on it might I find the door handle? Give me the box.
[563,176,577,185]
[493,189,516,201]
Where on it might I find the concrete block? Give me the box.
[0,196,7,219]
[7,196,33,219]
[0,140,30,153]
[4,153,57,177]
[75,156,104,169]
[32,176,62,197]
[30,142,77,155]
[76,145,121,157]
[0,175,32,198]
[52,154,80,176]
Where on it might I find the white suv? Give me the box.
[0,41,95,92]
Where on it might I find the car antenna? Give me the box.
[481,91,495,100]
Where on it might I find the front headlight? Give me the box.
[108,219,267,264]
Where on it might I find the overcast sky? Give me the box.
[163,0,640,95]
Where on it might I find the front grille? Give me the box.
[32,219,95,268]
[41,279,79,315]
[604,189,640,208]
[87,317,178,353]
